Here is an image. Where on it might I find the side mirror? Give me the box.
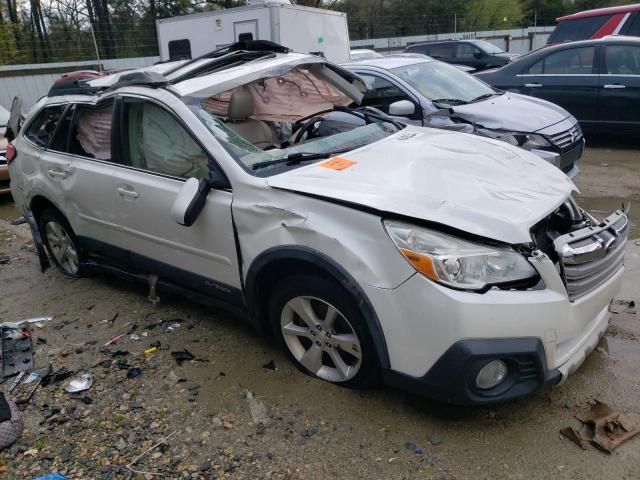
[388,100,415,117]
[171,178,212,227]
[473,52,484,59]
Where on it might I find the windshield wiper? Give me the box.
[432,98,468,106]
[251,150,350,170]
[470,91,504,103]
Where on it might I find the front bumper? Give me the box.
[364,211,626,405]
[531,139,584,178]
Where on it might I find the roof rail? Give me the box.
[112,71,168,89]
[163,40,289,77]
[48,71,107,97]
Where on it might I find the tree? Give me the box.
[462,0,523,31]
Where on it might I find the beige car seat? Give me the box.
[226,89,278,149]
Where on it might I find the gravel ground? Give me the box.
[0,138,639,480]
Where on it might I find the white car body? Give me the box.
[8,45,628,405]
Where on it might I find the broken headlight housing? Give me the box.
[384,221,538,291]
[476,129,551,151]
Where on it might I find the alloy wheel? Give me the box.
[280,296,362,382]
[45,221,79,275]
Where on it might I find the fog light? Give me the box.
[475,359,508,390]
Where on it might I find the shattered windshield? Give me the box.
[186,63,401,172]
[392,61,495,105]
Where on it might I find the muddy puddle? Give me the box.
[0,195,18,221]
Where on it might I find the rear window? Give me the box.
[25,106,65,148]
[548,15,613,43]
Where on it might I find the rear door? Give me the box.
[520,45,599,126]
[110,95,242,304]
[597,43,640,131]
[38,100,119,248]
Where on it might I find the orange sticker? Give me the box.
[319,157,357,171]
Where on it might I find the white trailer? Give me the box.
[156,1,350,64]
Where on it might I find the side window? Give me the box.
[407,44,429,55]
[456,43,481,60]
[25,106,65,148]
[359,74,419,118]
[528,47,595,75]
[66,101,114,160]
[548,15,613,43]
[121,97,210,180]
[429,44,451,59]
[49,105,75,153]
[605,45,640,75]
[621,13,640,36]
[169,39,192,61]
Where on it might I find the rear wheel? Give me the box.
[38,208,83,277]
[269,274,380,388]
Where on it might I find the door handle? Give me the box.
[47,168,68,179]
[603,84,626,89]
[525,83,543,88]
[117,186,139,199]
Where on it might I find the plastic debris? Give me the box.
[104,334,125,347]
[33,474,66,480]
[1,322,34,377]
[144,347,157,357]
[246,391,270,426]
[609,300,636,315]
[262,360,276,370]
[127,368,142,379]
[0,255,9,265]
[0,394,23,451]
[171,350,195,365]
[129,334,141,341]
[65,373,93,393]
[561,401,640,453]
[166,322,181,332]
[41,368,74,387]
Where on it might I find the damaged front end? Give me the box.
[530,198,629,301]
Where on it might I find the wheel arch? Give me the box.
[30,194,64,223]
[245,245,390,369]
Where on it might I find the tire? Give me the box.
[38,208,84,277]
[269,274,380,389]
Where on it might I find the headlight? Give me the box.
[384,221,537,291]
[476,129,551,151]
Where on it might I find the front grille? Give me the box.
[548,123,583,150]
[553,211,628,301]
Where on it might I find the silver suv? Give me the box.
[6,42,628,405]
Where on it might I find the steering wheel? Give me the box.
[291,116,325,144]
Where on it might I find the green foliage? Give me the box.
[461,0,524,31]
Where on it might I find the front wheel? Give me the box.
[269,274,380,389]
[38,208,83,277]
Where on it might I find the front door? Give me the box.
[521,45,599,126]
[110,95,242,304]
[597,43,640,131]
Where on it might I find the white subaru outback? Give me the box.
[6,42,629,404]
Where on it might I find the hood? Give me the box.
[450,92,572,133]
[493,52,520,60]
[267,126,575,244]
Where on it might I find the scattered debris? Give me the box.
[65,373,93,393]
[561,401,640,453]
[144,347,158,357]
[166,322,181,332]
[223,420,234,430]
[300,426,319,438]
[104,334,125,347]
[129,334,141,341]
[0,393,23,450]
[262,360,277,371]
[429,433,442,446]
[164,371,179,386]
[2,322,34,377]
[246,391,270,426]
[0,255,9,265]
[41,368,73,387]
[33,474,66,480]
[609,299,636,315]
[150,341,161,348]
[126,430,177,476]
[171,350,195,366]
[126,368,142,379]
[110,350,129,358]
[9,217,26,226]
[61,444,73,463]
